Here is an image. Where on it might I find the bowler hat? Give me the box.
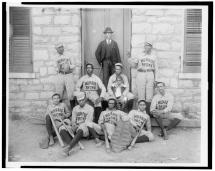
[103,27,114,34]
[115,63,123,68]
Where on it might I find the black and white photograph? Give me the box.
[3,1,211,168]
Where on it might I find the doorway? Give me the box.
[81,8,131,82]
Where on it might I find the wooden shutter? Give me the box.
[9,7,32,73]
[183,9,202,73]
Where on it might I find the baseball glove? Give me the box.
[110,119,136,153]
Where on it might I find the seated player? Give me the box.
[150,82,184,140]
[75,63,106,123]
[106,63,134,112]
[128,99,154,144]
[44,93,71,147]
[63,92,94,156]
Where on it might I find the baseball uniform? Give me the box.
[150,92,183,120]
[129,52,158,102]
[71,103,94,137]
[55,53,76,101]
[128,109,154,141]
[75,74,106,107]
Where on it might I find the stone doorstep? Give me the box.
[151,118,201,128]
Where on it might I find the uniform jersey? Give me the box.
[56,54,75,73]
[150,92,174,113]
[107,73,129,97]
[72,103,94,126]
[128,109,151,132]
[45,102,70,121]
[98,109,126,137]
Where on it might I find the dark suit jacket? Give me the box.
[95,39,121,65]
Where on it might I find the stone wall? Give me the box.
[9,7,81,119]
[131,9,201,119]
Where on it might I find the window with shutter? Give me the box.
[9,7,33,73]
[183,9,202,73]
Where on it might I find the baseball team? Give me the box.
[41,27,184,156]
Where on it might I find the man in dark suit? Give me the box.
[95,27,121,87]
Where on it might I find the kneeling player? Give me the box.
[150,82,183,140]
[63,92,94,155]
[128,100,154,144]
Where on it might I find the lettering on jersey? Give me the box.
[57,58,70,65]
[76,112,87,125]
[50,107,65,120]
[134,114,147,127]
[103,112,118,126]
[156,100,168,110]
[83,81,98,91]
[139,57,155,69]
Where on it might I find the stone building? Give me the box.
[9,7,201,125]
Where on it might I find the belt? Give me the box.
[137,69,154,72]
[59,71,72,75]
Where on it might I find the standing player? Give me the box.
[150,82,183,140]
[95,27,121,87]
[75,63,106,123]
[128,42,158,112]
[107,63,134,112]
[63,92,94,156]
[55,43,76,111]
[128,100,154,144]
[45,93,71,146]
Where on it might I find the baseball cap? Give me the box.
[76,92,85,101]
[115,63,123,68]
[137,99,147,104]
[55,43,64,49]
[144,42,153,47]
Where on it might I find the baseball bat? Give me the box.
[48,114,65,147]
[128,123,145,150]
[59,118,84,150]
[102,125,110,152]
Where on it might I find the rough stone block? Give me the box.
[48,67,57,75]
[131,35,146,47]
[171,41,182,51]
[67,43,81,53]
[58,35,80,43]
[33,79,40,84]
[31,8,43,16]
[132,23,152,34]
[62,26,80,34]
[33,27,42,35]
[41,7,56,15]
[159,68,175,77]
[156,51,181,59]
[172,101,183,112]
[40,91,55,99]
[58,8,80,14]
[132,9,147,15]
[40,75,56,83]
[178,80,193,88]
[174,24,183,34]
[152,23,174,34]
[33,16,52,25]
[25,92,40,99]
[34,50,49,60]
[71,15,81,26]
[40,67,48,76]
[54,16,71,24]
[145,9,164,16]
[9,84,20,92]
[165,9,183,16]
[156,77,170,86]
[168,89,185,96]
[9,92,25,100]
[33,36,49,43]
[146,34,157,43]
[16,79,28,85]
[158,16,182,23]
[193,95,201,102]
[43,27,61,35]
[45,61,56,66]
[170,78,178,88]
[132,16,147,22]
[21,107,32,113]
[32,101,48,108]
[154,42,171,50]
[43,84,55,91]
[20,84,43,91]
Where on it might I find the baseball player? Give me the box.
[55,43,76,111]
[63,92,94,156]
[86,98,127,148]
[106,63,134,112]
[128,42,158,111]
[75,63,106,123]
[128,100,154,143]
[44,93,71,147]
[150,82,183,140]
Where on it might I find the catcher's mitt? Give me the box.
[111,119,136,153]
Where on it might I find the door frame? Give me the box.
[81,8,132,86]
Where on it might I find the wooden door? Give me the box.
[81,8,131,82]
